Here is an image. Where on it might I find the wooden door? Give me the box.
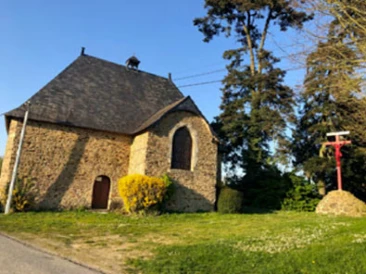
[92,176,110,209]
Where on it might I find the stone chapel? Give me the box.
[0,51,219,212]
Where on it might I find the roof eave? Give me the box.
[132,96,219,143]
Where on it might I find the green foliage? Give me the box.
[292,4,366,202]
[240,171,320,212]
[160,173,175,212]
[161,173,174,202]
[217,187,243,214]
[0,178,37,212]
[341,149,366,201]
[239,167,291,210]
[118,174,170,214]
[195,1,312,179]
[281,174,321,212]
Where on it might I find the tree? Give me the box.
[194,1,312,182]
[325,0,366,57]
[323,0,366,145]
[311,0,366,130]
[293,1,366,201]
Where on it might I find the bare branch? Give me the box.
[258,8,273,74]
[243,11,256,76]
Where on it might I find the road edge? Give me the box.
[0,232,106,274]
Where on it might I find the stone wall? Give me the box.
[0,120,21,199]
[128,132,148,175]
[0,119,131,210]
[0,111,218,212]
[144,111,218,212]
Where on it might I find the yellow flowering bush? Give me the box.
[118,174,170,213]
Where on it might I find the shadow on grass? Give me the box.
[162,207,276,215]
[241,206,276,214]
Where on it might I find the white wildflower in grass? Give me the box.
[234,223,350,254]
[352,234,366,244]
[329,222,351,230]
[334,222,351,227]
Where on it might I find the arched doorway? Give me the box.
[92,175,111,209]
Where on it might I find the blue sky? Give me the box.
[0,0,309,156]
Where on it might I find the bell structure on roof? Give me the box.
[126,56,140,70]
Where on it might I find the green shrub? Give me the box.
[161,173,174,201]
[217,187,243,213]
[242,169,291,210]
[281,174,321,212]
[160,173,175,211]
[0,178,37,212]
[118,174,170,214]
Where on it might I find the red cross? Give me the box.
[323,134,351,190]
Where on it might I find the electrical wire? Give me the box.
[174,69,226,81]
[176,66,306,88]
[173,54,306,84]
[177,80,223,88]
[173,61,227,75]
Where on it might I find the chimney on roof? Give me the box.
[168,73,172,81]
[126,56,140,70]
[81,47,86,56]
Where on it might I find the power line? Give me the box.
[173,54,305,83]
[174,69,226,81]
[177,68,305,88]
[285,66,306,71]
[173,61,227,75]
[176,66,306,88]
[177,80,223,88]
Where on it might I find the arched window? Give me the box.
[171,127,192,170]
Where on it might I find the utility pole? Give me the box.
[4,102,31,214]
[323,131,352,191]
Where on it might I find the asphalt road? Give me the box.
[0,234,102,274]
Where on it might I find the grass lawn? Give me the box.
[0,211,365,273]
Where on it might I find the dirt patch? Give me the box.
[6,233,153,274]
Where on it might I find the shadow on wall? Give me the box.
[165,179,214,213]
[38,135,89,210]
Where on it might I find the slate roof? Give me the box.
[5,54,196,135]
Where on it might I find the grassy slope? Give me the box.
[0,211,365,273]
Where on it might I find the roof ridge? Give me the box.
[82,54,173,82]
[82,54,185,98]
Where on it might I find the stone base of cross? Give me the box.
[323,131,351,190]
